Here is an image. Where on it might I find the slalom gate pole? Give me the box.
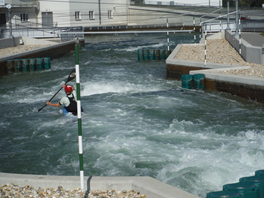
[239,17,241,55]
[75,43,84,190]
[204,26,207,67]
[167,18,169,50]
[193,16,196,42]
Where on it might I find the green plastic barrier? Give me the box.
[193,74,205,89]
[149,50,154,60]
[29,59,36,72]
[14,60,22,72]
[206,191,240,198]
[21,59,29,73]
[160,49,166,60]
[155,49,160,60]
[138,50,143,61]
[36,58,43,71]
[143,49,149,60]
[240,176,264,198]
[43,57,51,69]
[181,75,193,89]
[255,170,264,176]
[223,182,259,198]
[6,60,14,74]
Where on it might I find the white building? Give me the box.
[39,0,130,28]
[144,0,222,7]
[0,0,130,29]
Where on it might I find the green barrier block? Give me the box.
[160,49,166,60]
[6,60,14,74]
[181,75,193,89]
[43,57,51,69]
[193,73,205,89]
[255,170,264,176]
[155,49,160,60]
[29,59,36,72]
[21,59,29,73]
[36,58,43,71]
[240,176,264,198]
[223,182,259,198]
[138,50,143,61]
[149,50,154,60]
[143,49,149,60]
[206,191,240,198]
[14,60,22,72]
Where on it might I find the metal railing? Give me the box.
[1,0,39,7]
[0,26,84,41]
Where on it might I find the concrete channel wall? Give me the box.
[166,31,264,104]
[0,37,22,49]
[0,38,85,77]
[225,30,264,65]
[0,172,199,198]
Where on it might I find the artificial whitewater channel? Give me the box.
[1,33,264,198]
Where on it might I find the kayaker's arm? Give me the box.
[46,101,61,107]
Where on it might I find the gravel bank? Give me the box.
[0,45,51,58]
[175,39,264,78]
[0,183,148,198]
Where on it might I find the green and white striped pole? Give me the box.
[239,18,241,54]
[167,18,169,50]
[204,26,207,66]
[193,16,196,42]
[75,43,84,190]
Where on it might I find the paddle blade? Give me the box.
[67,69,76,83]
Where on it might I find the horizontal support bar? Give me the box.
[60,30,194,35]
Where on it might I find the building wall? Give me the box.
[0,0,38,29]
[38,0,129,28]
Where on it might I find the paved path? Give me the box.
[242,32,264,47]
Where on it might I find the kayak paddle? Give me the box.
[38,69,76,112]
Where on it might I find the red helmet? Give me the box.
[65,85,72,92]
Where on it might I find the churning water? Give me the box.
[1,33,264,198]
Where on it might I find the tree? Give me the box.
[222,0,263,7]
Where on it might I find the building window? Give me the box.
[108,10,113,19]
[89,11,95,20]
[75,11,81,20]
[20,13,28,22]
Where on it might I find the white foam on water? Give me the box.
[114,43,165,52]
[81,81,164,96]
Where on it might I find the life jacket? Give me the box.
[65,94,77,115]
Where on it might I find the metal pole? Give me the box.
[8,6,12,38]
[227,1,230,30]
[98,0,101,25]
[75,43,84,190]
[235,0,238,35]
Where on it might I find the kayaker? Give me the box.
[46,84,79,116]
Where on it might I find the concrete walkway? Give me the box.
[241,32,264,47]
[0,172,199,198]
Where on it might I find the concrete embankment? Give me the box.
[0,37,85,77]
[0,172,199,198]
[166,30,264,104]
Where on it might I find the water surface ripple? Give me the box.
[1,33,264,197]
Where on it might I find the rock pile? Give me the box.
[0,45,51,58]
[175,39,264,78]
[0,183,148,198]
